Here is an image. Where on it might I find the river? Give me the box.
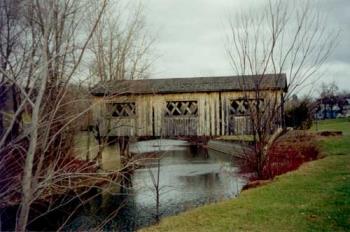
[71,135,247,231]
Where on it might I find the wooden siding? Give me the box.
[163,117,198,136]
[92,90,283,137]
[220,91,282,136]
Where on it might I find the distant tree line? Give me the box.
[284,82,350,130]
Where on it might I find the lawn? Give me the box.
[141,119,350,232]
[311,118,350,136]
[312,118,350,157]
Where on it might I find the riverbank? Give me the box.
[141,118,350,231]
[207,140,246,157]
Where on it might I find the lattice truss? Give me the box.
[111,102,136,117]
[165,101,198,116]
[229,99,264,116]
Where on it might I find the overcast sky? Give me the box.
[143,0,350,94]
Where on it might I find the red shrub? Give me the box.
[238,131,320,180]
[262,139,319,179]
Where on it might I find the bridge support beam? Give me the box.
[116,136,134,190]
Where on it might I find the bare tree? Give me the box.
[0,0,130,230]
[0,0,29,139]
[147,151,162,223]
[226,0,338,178]
[0,0,156,229]
[320,81,339,99]
[315,81,340,119]
[17,0,111,230]
[88,0,154,82]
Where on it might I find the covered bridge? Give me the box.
[90,74,287,138]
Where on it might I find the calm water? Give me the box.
[71,139,246,231]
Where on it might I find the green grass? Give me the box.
[312,118,350,157]
[311,118,350,135]
[142,119,350,232]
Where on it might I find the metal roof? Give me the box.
[90,74,287,96]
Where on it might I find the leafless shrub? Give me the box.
[226,0,338,178]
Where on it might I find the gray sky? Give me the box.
[143,0,350,93]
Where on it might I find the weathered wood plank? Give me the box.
[92,90,284,137]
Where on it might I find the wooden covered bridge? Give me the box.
[90,74,287,139]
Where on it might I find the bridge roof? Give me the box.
[90,74,287,96]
